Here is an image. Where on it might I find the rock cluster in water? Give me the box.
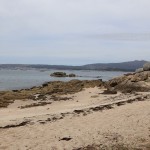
[50,72,76,77]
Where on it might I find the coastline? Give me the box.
[0,69,128,91]
[0,71,150,149]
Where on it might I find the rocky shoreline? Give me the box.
[0,79,104,108]
[106,62,150,93]
[0,63,150,150]
[0,63,150,109]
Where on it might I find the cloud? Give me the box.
[86,33,150,41]
[0,0,150,64]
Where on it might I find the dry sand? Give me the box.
[0,87,150,150]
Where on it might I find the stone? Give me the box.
[102,90,117,94]
[143,62,150,71]
[135,68,143,73]
[50,72,67,77]
[68,73,76,77]
[106,71,150,92]
[50,72,77,77]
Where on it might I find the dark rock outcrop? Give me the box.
[50,72,76,77]
[68,73,76,77]
[50,72,67,77]
[102,90,117,94]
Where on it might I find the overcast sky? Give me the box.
[0,0,150,65]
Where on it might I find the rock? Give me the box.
[68,73,76,77]
[43,79,104,95]
[50,72,67,77]
[135,68,143,73]
[143,62,150,71]
[50,72,77,77]
[131,72,148,82]
[59,137,72,141]
[106,71,150,93]
[42,83,48,87]
[109,81,118,87]
[102,90,117,94]
[0,79,104,108]
[124,73,134,76]
[98,79,103,82]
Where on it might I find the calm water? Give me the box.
[0,69,127,91]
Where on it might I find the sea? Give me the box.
[0,69,128,91]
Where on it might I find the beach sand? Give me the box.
[0,87,150,150]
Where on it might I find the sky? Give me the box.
[0,0,150,65]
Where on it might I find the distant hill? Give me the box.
[0,60,148,71]
[82,60,148,71]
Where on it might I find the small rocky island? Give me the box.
[50,72,76,77]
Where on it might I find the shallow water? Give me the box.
[0,69,127,91]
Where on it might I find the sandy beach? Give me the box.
[0,86,150,150]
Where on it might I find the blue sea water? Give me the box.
[0,69,128,91]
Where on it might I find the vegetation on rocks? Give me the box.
[0,79,104,108]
